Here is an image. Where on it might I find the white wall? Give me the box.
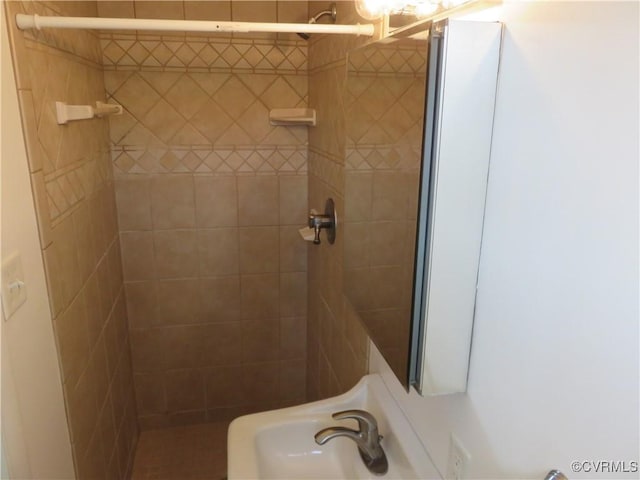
[370,1,639,478]
[0,5,75,478]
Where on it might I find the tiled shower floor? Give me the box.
[131,421,230,480]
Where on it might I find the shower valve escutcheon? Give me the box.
[308,198,336,245]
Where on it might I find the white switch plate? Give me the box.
[2,252,27,320]
[447,433,471,480]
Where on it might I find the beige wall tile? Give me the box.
[235,102,272,144]
[115,176,152,231]
[132,325,196,372]
[198,228,239,276]
[185,1,231,20]
[112,73,161,120]
[125,281,158,329]
[55,293,90,390]
[154,230,199,278]
[343,222,370,269]
[323,257,342,318]
[107,242,124,300]
[306,326,319,400]
[165,76,209,121]
[98,395,118,466]
[280,316,306,360]
[237,176,278,226]
[103,312,121,382]
[205,365,243,408]
[130,327,172,372]
[372,172,408,221]
[240,273,279,319]
[241,317,279,362]
[156,279,200,325]
[97,1,135,18]
[17,90,43,173]
[52,215,83,308]
[197,323,243,366]
[73,203,97,284]
[195,176,238,227]
[151,175,196,229]
[277,1,308,23]
[89,187,119,264]
[199,276,241,323]
[96,258,116,328]
[29,171,53,248]
[52,2,98,17]
[280,271,307,317]
[165,369,205,412]
[134,373,166,415]
[83,272,104,348]
[369,221,407,266]
[368,266,404,310]
[344,301,369,360]
[120,231,156,280]
[279,175,308,225]
[134,0,184,19]
[212,77,255,119]
[190,100,233,144]
[89,337,111,411]
[142,100,185,144]
[232,1,276,22]
[279,359,306,403]
[112,291,131,349]
[238,226,279,273]
[345,172,373,222]
[242,361,279,405]
[76,429,107,480]
[279,226,307,272]
[65,366,99,458]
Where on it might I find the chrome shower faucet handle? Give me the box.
[308,198,336,245]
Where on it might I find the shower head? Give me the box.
[296,3,337,40]
[309,3,337,25]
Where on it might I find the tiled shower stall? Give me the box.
[104,16,310,430]
[5,0,371,477]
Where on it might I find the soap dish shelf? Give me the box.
[269,108,316,126]
[55,101,123,125]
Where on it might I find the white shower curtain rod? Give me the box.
[15,13,376,36]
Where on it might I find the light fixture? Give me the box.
[355,0,471,20]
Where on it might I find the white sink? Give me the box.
[227,374,441,479]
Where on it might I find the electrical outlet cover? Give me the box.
[447,433,471,480]
[1,252,27,320]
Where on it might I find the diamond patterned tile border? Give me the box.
[344,40,427,174]
[101,33,308,73]
[106,69,308,174]
[44,150,113,225]
[104,32,309,176]
[348,42,426,76]
[112,146,307,175]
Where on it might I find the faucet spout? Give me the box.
[314,410,388,475]
[315,426,361,445]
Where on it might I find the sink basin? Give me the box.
[227,374,440,479]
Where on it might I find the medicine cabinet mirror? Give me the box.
[343,18,501,394]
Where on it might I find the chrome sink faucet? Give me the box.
[314,409,388,475]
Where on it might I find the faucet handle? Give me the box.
[332,409,379,435]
